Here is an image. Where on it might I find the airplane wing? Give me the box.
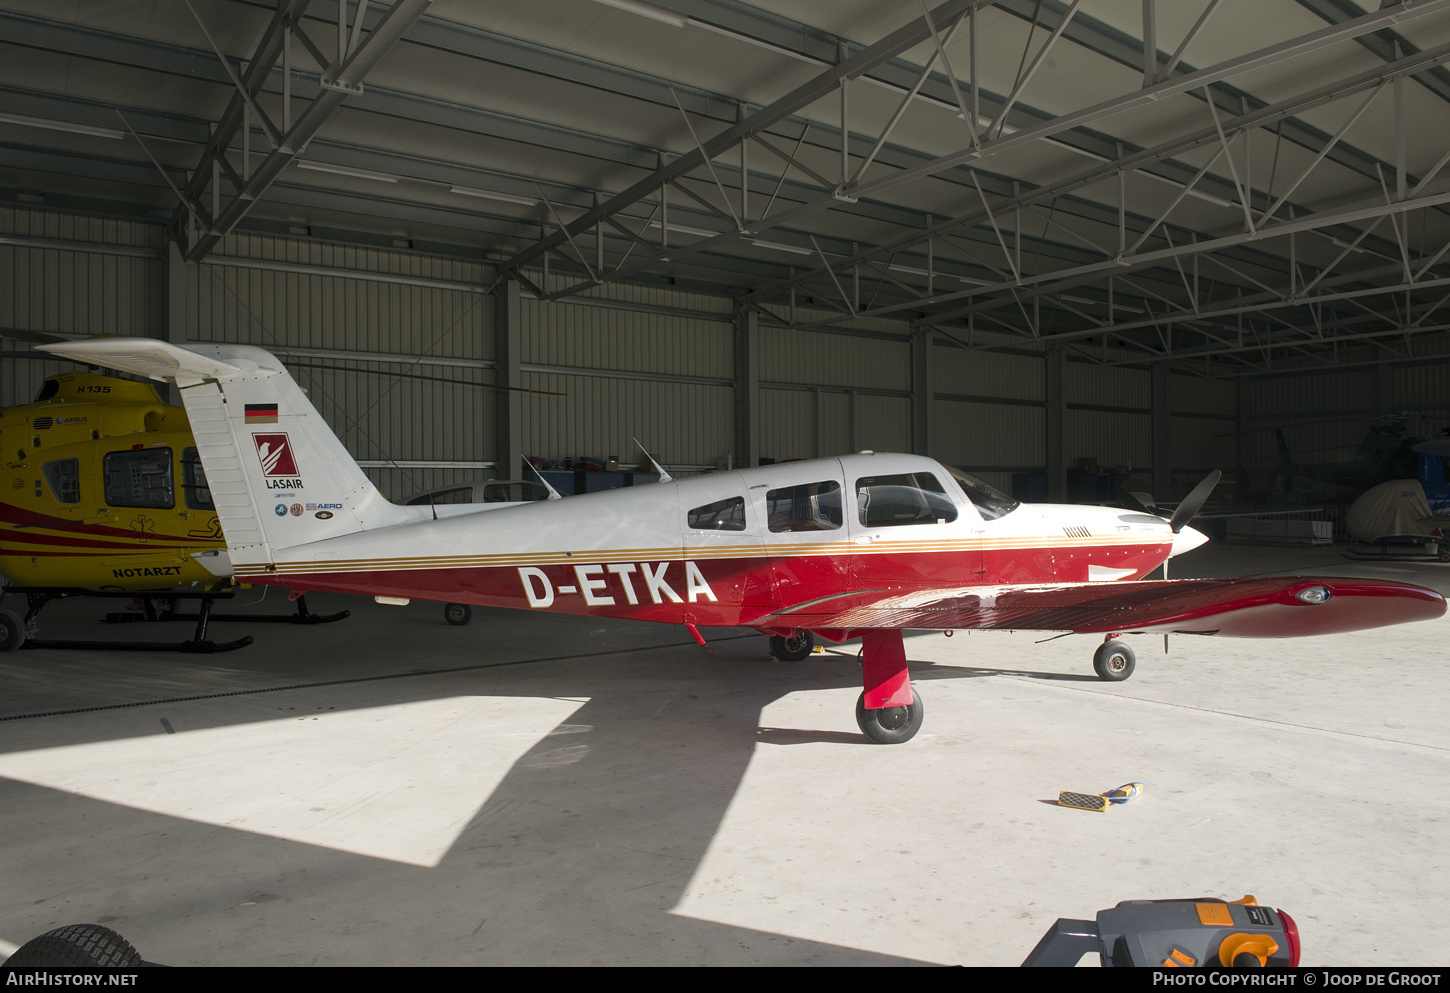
[765,576,1444,638]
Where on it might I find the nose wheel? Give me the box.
[769,631,815,661]
[1093,638,1136,681]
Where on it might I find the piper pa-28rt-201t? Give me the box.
[40,338,1446,743]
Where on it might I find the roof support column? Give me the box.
[1236,376,1249,489]
[1152,361,1172,501]
[164,237,187,403]
[1046,345,1065,501]
[736,306,760,469]
[913,328,934,455]
[494,277,522,480]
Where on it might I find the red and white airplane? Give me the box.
[43,338,1447,743]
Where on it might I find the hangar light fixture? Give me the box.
[450,185,540,207]
[752,239,812,256]
[296,161,399,184]
[0,112,124,140]
[591,0,686,29]
[644,219,719,238]
[1060,293,1146,314]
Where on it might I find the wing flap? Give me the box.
[773,577,1444,637]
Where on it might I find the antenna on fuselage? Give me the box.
[526,460,564,501]
[633,437,672,483]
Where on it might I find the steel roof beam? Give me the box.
[744,36,1450,326]
[496,0,992,279]
[737,2,1450,312]
[180,0,433,261]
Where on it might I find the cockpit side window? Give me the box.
[688,496,746,531]
[766,481,842,533]
[104,448,174,509]
[182,447,215,511]
[856,473,958,527]
[944,465,1020,520]
[42,457,80,504]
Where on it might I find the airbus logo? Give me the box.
[518,561,717,608]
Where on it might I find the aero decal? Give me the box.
[519,561,716,608]
[253,433,299,476]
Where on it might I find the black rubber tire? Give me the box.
[855,689,924,744]
[444,603,472,626]
[1093,639,1136,681]
[769,631,814,661]
[0,608,25,652]
[4,924,144,967]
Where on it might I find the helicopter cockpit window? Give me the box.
[42,458,80,504]
[182,447,214,511]
[33,380,59,402]
[688,496,746,531]
[856,473,958,527]
[766,481,842,533]
[104,448,174,509]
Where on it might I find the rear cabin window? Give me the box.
[856,472,958,527]
[42,457,80,504]
[181,447,215,511]
[688,496,746,531]
[766,481,842,533]
[104,448,174,509]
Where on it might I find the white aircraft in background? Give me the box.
[40,338,1446,743]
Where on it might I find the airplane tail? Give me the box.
[40,338,416,571]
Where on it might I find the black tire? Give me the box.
[4,924,144,967]
[444,603,472,626]
[0,608,25,652]
[1093,639,1136,681]
[769,631,814,661]
[855,689,924,744]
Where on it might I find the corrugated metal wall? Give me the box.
[193,233,495,499]
[521,280,734,470]
[1,207,164,407]
[1,207,1272,507]
[1245,369,1376,471]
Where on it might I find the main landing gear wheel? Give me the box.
[1093,639,1136,681]
[769,631,814,661]
[444,603,472,626]
[0,608,25,651]
[855,689,924,744]
[4,924,144,968]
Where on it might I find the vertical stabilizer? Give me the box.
[41,338,414,570]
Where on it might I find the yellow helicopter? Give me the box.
[0,368,345,651]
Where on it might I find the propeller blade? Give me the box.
[1169,470,1222,533]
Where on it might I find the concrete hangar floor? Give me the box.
[0,543,1444,967]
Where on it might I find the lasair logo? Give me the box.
[253,432,304,490]
[253,433,298,475]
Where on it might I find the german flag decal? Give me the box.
[245,403,279,423]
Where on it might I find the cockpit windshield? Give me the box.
[945,465,1020,520]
